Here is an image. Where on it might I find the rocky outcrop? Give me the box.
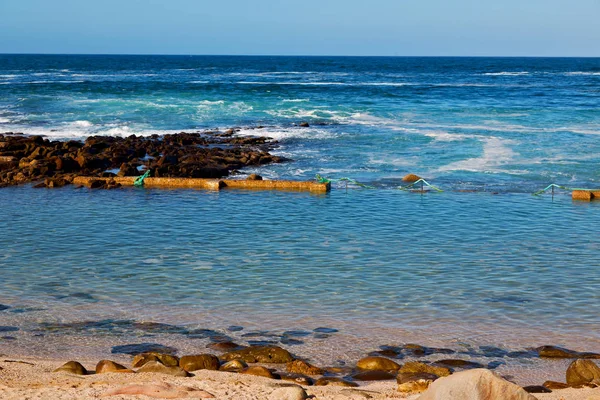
[0,131,285,188]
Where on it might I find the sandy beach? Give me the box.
[1,357,599,400]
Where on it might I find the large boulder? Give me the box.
[417,369,536,400]
[221,346,293,363]
[356,356,401,371]
[566,359,600,387]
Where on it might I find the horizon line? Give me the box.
[1,52,599,59]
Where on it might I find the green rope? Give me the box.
[315,174,375,189]
[133,170,151,187]
[398,178,443,192]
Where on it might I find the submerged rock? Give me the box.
[537,345,600,359]
[111,343,177,355]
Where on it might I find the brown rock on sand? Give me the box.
[101,382,214,398]
[96,360,134,374]
[179,354,220,372]
[566,359,600,387]
[136,361,190,377]
[356,356,401,371]
[53,361,87,375]
[268,385,308,400]
[399,361,451,377]
[240,366,277,379]
[286,359,324,375]
[221,345,293,363]
[417,369,536,400]
[133,352,180,368]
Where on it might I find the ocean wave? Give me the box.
[564,72,600,76]
[437,137,518,173]
[482,72,530,76]
[235,126,338,141]
[0,117,10,123]
[281,99,310,103]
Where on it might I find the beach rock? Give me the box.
[111,343,177,355]
[96,360,133,374]
[351,370,396,381]
[221,345,294,363]
[402,174,421,183]
[417,369,537,400]
[399,361,451,377]
[132,352,180,368]
[299,122,310,127]
[207,341,244,351]
[566,359,600,387]
[118,163,139,177]
[279,373,314,385]
[53,361,87,375]
[101,383,214,398]
[356,356,401,371]
[398,379,434,394]
[543,380,569,389]
[537,345,600,359]
[247,173,263,180]
[219,359,247,372]
[315,377,359,387]
[136,360,190,377]
[240,366,276,379]
[397,372,439,384]
[179,354,220,371]
[286,359,323,375]
[432,359,484,370]
[268,385,308,400]
[523,385,552,393]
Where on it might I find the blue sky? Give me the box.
[0,0,599,56]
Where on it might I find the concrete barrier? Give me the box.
[572,190,600,201]
[73,176,330,193]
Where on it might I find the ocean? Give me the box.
[1,55,600,384]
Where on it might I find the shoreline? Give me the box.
[1,355,599,400]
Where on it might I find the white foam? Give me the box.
[0,117,10,123]
[235,127,337,141]
[483,72,530,76]
[281,99,310,103]
[71,120,93,128]
[198,100,225,105]
[564,72,600,76]
[438,137,518,173]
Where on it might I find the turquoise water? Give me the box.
[1,56,600,381]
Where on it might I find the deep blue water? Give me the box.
[1,56,600,379]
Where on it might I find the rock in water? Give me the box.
[566,359,600,387]
[537,345,600,359]
[179,354,220,371]
[269,385,308,400]
[356,356,401,371]
[418,369,536,400]
[53,361,87,375]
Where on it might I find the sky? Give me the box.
[0,0,599,56]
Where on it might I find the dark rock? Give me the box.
[247,173,263,180]
[0,304,9,311]
[313,327,338,333]
[118,163,139,177]
[221,346,294,363]
[351,370,396,381]
[543,380,569,390]
[132,352,179,368]
[537,345,600,359]
[523,385,551,393]
[227,325,244,332]
[111,343,177,355]
[179,354,220,371]
[299,122,310,127]
[0,326,19,332]
[433,359,484,370]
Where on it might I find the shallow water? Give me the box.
[1,186,599,383]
